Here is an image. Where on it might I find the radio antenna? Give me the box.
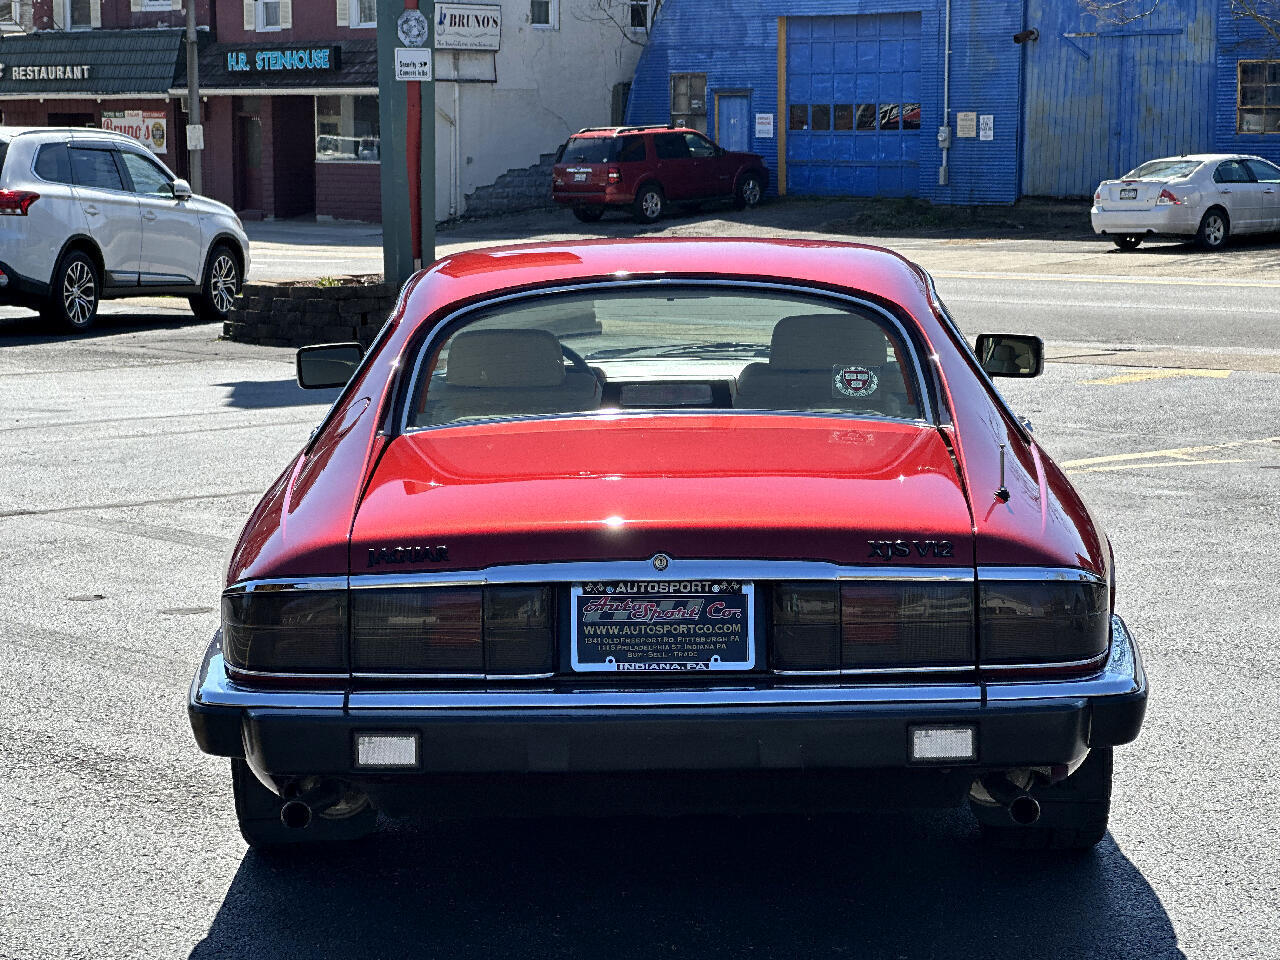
[996,444,1011,502]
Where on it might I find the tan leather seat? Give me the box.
[418,328,601,425]
[734,313,917,417]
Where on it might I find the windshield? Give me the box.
[1123,159,1203,180]
[405,285,927,430]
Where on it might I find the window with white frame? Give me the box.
[530,0,556,28]
[629,0,649,30]
[67,0,93,29]
[0,0,19,26]
[258,0,281,30]
[351,0,375,27]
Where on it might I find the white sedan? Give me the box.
[1091,153,1280,251]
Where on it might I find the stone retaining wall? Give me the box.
[224,281,398,348]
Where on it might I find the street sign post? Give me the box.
[377,0,436,288]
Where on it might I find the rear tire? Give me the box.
[734,172,765,210]
[41,249,100,333]
[633,184,665,224]
[971,747,1113,851]
[190,245,241,324]
[231,759,377,851]
[1196,208,1229,250]
[572,206,605,223]
[1112,235,1142,251]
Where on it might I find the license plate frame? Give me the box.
[1120,187,1138,199]
[570,581,756,673]
[573,172,588,182]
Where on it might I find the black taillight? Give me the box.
[351,585,554,677]
[222,589,347,675]
[772,581,974,672]
[978,578,1110,668]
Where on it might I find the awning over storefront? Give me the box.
[0,28,184,100]
[173,39,378,97]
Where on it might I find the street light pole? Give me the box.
[185,0,203,194]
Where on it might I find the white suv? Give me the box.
[0,126,249,332]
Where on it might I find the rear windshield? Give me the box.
[558,135,646,164]
[1123,159,1203,180]
[405,285,927,430]
[0,140,8,181]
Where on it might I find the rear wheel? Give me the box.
[633,184,665,224]
[1112,235,1142,251]
[970,747,1113,851]
[572,205,605,223]
[41,249,100,333]
[734,172,765,210]
[1196,208,1229,250]
[231,759,377,851]
[190,245,241,323]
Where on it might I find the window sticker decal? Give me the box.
[833,365,879,398]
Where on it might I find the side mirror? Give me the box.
[974,333,1044,378]
[172,178,193,201]
[296,342,363,389]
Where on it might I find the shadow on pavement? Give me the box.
[0,309,212,344]
[190,810,1182,960]
[218,379,339,410]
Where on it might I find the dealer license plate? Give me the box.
[1120,187,1137,199]
[571,580,755,672]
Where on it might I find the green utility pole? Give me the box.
[377,0,436,289]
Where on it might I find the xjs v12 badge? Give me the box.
[368,545,448,566]
[867,539,954,560]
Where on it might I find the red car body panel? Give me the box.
[227,239,1107,588]
[349,417,975,571]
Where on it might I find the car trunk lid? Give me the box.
[350,415,976,572]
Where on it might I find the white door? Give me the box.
[68,144,142,285]
[117,150,202,286]
[1212,159,1266,233]
[1244,158,1280,232]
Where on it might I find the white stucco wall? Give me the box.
[432,0,646,220]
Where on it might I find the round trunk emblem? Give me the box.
[651,554,671,571]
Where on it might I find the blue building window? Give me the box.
[1238,61,1280,135]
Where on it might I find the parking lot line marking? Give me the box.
[1068,458,1252,475]
[1060,437,1280,469]
[1082,368,1231,385]
[931,270,1280,289]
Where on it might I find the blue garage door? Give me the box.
[786,13,922,197]
[1021,0,1215,196]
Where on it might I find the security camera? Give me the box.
[1013,28,1039,44]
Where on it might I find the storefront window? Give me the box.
[1238,61,1280,135]
[316,95,381,163]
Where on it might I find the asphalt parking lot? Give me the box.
[2,207,1279,959]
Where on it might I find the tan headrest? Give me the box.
[770,314,889,370]
[446,329,566,388]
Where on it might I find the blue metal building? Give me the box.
[627,0,1280,202]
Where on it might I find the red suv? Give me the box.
[552,125,769,224]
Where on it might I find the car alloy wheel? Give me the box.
[62,258,97,329]
[634,185,664,223]
[740,176,762,208]
[1200,212,1226,249]
[210,252,238,315]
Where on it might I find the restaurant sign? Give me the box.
[0,63,92,81]
[226,46,341,73]
[434,3,501,51]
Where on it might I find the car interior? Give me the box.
[412,314,923,428]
